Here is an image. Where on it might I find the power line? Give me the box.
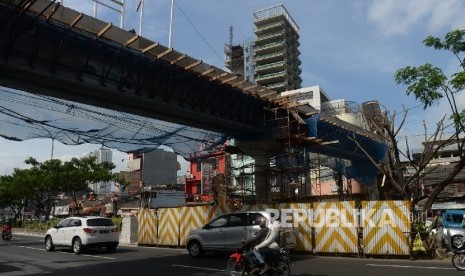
[174,1,223,65]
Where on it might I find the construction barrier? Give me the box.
[236,203,271,213]
[362,200,410,255]
[314,201,358,254]
[137,209,157,245]
[137,200,412,256]
[211,204,234,218]
[157,207,181,246]
[179,206,212,246]
[285,203,313,252]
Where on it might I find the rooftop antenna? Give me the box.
[229,25,233,47]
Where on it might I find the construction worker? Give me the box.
[431,210,443,229]
[430,211,444,250]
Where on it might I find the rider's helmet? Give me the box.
[257,216,267,228]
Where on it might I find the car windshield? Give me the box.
[57,219,70,228]
[87,218,115,227]
[451,214,464,223]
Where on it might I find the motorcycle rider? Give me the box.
[242,216,269,274]
[2,221,12,240]
[255,219,280,275]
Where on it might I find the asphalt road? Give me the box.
[0,234,461,276]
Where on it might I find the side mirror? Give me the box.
[203,224,210,230]
[54,225,60,229]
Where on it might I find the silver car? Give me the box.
[186,211,270,257]
[439,210,465,251]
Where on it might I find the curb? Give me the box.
[12,229,136,246]
[12,229,46,237]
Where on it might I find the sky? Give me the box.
[1,0,465,176]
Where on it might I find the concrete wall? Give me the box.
[119,216,138,244]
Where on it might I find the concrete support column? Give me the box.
[253,154,270,203]
[233,138,283,204]
[366,179,380,200]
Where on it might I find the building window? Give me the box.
[207,158,218,169]
[196,161,202,172]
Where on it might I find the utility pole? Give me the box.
[92,0,125,29]
[168,0,174,48]
[136,0,144,36]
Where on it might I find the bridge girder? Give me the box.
[0,2,268,139]
[0,0,387,170]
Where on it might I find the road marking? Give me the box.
[367,264,455,270]
[82,254,115,260]
[172,264,226,272]
[17,245,45,251]
[16,245,116,260]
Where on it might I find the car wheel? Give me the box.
[106,245,117,253]
[187,241,203,257]
[452,235,465,249]
[72,237,83,254]
[45,236,55,251]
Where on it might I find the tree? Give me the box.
[355,30,464,212]
[393,30,465,211]
[61,155,116,215]
[0,175,25,223]
[0,155,117,219]
[352,105,411,200]
[20,158,65,220]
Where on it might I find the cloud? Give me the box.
[428,0,465,31]
[367,0,465,37]
[352,1,365,19]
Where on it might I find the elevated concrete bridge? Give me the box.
[0,0,387,201]
[0,0,278,139]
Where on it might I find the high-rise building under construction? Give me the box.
[252,4,302,92]
[225,4,301,92]
[224,26,245,77]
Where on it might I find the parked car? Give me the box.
[435,209,465,251]
[443,210,465,251]
[186,211,271,257]
[44,216,119,254]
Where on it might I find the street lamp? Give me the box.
[32,124,64,160]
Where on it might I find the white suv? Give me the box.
[44,216,119,254]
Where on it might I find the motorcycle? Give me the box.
[453,250,465,270]
[452,234,465,270]
[226,247,291,276]
[2,231,12,241]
